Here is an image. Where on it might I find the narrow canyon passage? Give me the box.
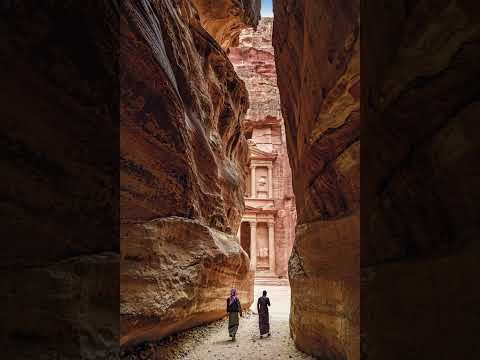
[126,285,313,359]
[120,0,359,359]
[4,0,478,358]
[121,12,308,359]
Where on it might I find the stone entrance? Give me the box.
[238,218,276,272]
[230,18,296,278]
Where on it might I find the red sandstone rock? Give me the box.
[120,0,259,346]
[230,19,280,122]
[192,0,261,50]
[229,18,296,278]
[120,217,251,345]
[273,1,360,359]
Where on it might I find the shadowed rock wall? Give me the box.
[1,2,119,358]
[362,2,480,359]
[120,0,259,346]
[273,1,360,359]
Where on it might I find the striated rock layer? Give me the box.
[273,1,360,359]
[193,0,261,50]
[229,18,280,121]
[362,2,480,359]
[120,0,259,346]
[121,217,251,345]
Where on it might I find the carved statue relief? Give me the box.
[257,176,267,189]
[256,174,268,199]
[257,247,269,258]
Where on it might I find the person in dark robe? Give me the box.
[257,290,271,337]
[226,288,242,340]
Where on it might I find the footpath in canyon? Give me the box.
[122,285,314,360]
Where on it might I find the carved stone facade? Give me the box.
[229,18,296,277]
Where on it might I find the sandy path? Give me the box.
[121,285,314,360]
[184,313,314,360]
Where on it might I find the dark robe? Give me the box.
[257,296,270,335]
[226,297,242,337]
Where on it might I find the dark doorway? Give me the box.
[240,222,251,257]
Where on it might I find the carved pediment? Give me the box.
[244,199,277,214]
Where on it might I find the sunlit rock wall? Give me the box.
[193,0,261,49]
[273,1,360,359]
[120,0,259,346]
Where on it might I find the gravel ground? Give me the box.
[121,286,314,360]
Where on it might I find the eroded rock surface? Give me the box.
[120,0,259,346]
[121,218,251,345]
[362,2,480,359]
[192,0,261,50]
[272,1,360,359]
[229,18,280,121]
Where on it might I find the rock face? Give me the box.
[1,2,119,358]
[272,1,360,359]
[121,218,251,345]
[229,18,280,121]
[193,0,261,50]
[120,0,259,346]
[362,2,480,359]
[229,18,297,277]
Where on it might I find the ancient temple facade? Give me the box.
[229,18,296,277]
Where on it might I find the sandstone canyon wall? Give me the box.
[362,2,480,359]
[1,2,119,358]
[120,0,260,346]
[193,0,261,50]
[273,1,360,359]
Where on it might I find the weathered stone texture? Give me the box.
[193,0,261,50]
[229,18,280,121]
[229,18,296,277]
[121,217,251,345]
[362,2,480,359]
[120,0,259,346]
[273,0,360,358]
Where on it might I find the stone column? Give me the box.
[250,165,256,199]
[250,222,257,271]
[267,164,273,198]
[268,221,275,273]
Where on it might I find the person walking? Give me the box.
[226,288,242,340]
[257,290,271,337]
